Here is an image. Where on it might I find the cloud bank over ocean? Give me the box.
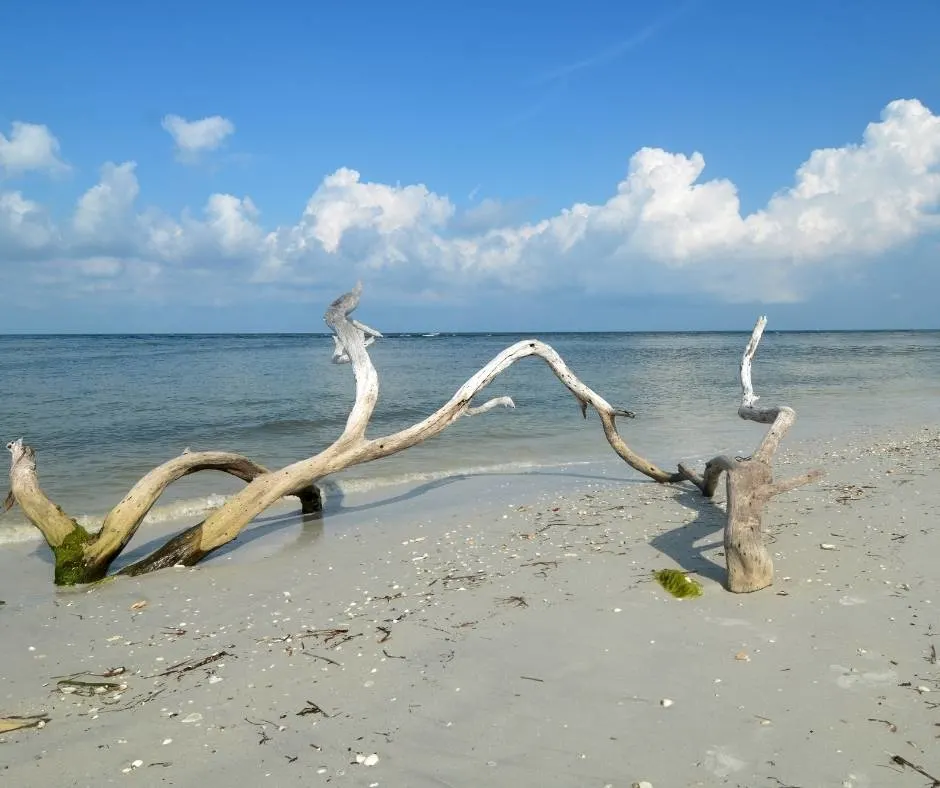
[1,100,938,323]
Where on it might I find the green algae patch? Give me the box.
[52,526,93,586]
[654,569,703,599]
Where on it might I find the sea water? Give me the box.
[1,330,938,545]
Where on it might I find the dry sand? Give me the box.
[1,427,939,787]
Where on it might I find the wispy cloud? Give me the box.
[507,1,699,126]
[533,0,699,86]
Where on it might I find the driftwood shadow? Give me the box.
[26,467,643,576]
[650,486,728,586]
[114,468,638,570]
[112,508,326,570]
[319,468,638,518]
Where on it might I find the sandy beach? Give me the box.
[1,425,939,787]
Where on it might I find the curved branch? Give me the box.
[5,439,78,547]
[135,296,681,566]
[6,439,320,583]
[118,520,210,576]
[325,282,380,444]
[765,468,824,497]
[97,284,683,575]
[740,315,767,408]
[324,289,672,481]
[466,396,516,416]
[678,455,737,497]
[84,451,319,573]
[356,339,679,483]
[735,316,800,461]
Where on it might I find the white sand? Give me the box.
[1,428,939,787]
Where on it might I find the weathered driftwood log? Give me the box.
[5,283,676,585]
[0,714,50,733]
[4,441,320,584]
[678,317,823,593]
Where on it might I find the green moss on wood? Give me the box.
[654,569,703,599]
[52,526,93,586]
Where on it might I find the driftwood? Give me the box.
[4,287,822,594]
[0,714,49,733]
[678,317,823,592]
[5,283,677,586]
[4,443,321,584]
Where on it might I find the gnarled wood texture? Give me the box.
[5,440,320,584]
[678,317,823,592]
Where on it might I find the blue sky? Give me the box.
[1,0,939,332]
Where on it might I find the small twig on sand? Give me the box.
[302,651,341,667]
[98,687,166,714]
[296,700,330,718]
[498,595,528,608]
[52,666,126,680]
[867,718,898,732]
[889,754,940,786]
[376,626,392,644]
[244,717,272,745]
[151,650,231,680]
[302,627,349,643]
[431,572,487,588]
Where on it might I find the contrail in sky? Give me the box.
[533,0,701,86]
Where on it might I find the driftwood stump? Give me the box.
[679,317,823,593]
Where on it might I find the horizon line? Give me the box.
[0,327,937,338]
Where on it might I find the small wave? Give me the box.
[76,493,232,531]
[0,493,233,546]
[0,524,44,546]
[0,458,595,547]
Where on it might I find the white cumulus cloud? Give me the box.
[0,121,68,175]
[0,99,938,307]
[73,162,140,245]
[161,114,235,161]
[0,191,56,253]
[254,99,940,303]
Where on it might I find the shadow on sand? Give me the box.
[28,469,732,589]
[650,486,728,587]
[100,468,637,571]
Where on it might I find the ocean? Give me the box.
[1,330,939,546]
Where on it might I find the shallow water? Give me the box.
[1,330,938,544]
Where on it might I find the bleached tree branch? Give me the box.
[6,284,688,585]
[677,317,823,592]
